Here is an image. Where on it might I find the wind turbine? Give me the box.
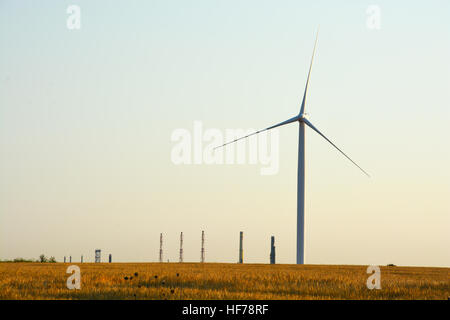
[215,31,370,264]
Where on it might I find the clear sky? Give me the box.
[1,0,449,266]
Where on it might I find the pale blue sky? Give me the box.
[1,1,449,266]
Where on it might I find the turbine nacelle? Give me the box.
[299,113,309,120]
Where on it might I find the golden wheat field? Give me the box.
[0,263,448,300]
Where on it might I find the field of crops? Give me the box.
[0,263,448,300]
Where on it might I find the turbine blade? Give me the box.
[303,118,370,177]
[299,28,319,116]
[214,115,299,150]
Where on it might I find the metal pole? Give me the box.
[179,232,183,263]
[270,236,276,264]
[159,233,163,263]
[201,231,205,263]
[239,231,243,264]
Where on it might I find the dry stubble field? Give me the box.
[0,263,448,300]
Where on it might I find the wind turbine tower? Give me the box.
[216,30,369,264]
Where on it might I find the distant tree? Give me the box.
[39,254,48,263]
[10,257,35,263]
[48,256,56,263]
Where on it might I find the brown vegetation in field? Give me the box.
[0,263,448,300]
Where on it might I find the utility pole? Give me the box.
[179,232,183,263]
[270,236,276,264]
[159,233,163,263]
[239,231,243,264]
[201,230,205,263]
